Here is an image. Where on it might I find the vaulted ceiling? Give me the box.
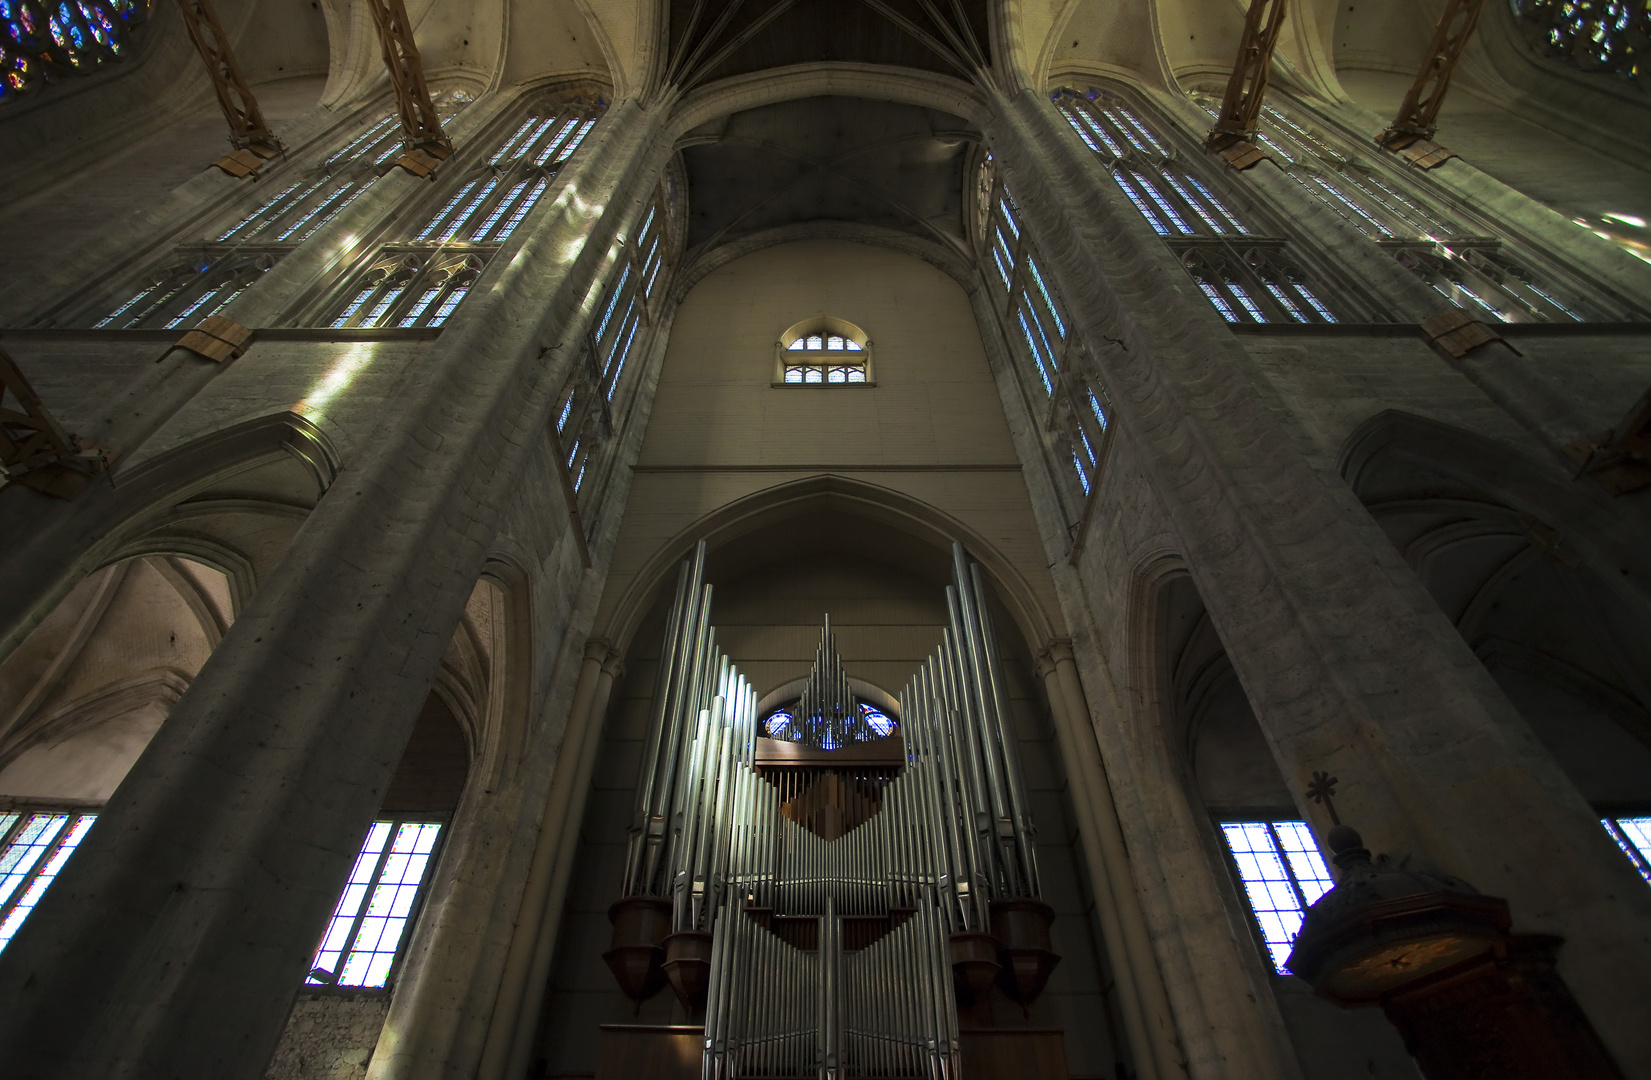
[679,96,976,261]
[660,0,990,88]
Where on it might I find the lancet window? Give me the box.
[1055,89,1350,326]
[82,97,470,329]
[978,155,1114,504]
[1511,0,1649,90]
[0,808,96,954]
[320,98,601,329]
[0,0,153,103]
[1208,96,1630,321]
[305,817,445,990]
[1218,818,1335,974]
[552,180,674,508]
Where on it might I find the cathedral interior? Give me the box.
[1,0,1650,1077]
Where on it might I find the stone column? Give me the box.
[365,635,612,1080]
[500,645,624,1080]
[1043,639,1193,1080]
[0,98,675,1079]
[470,637,619,1080]
[985,86,1651,1072]
[1036,643,1185,1080]
[0,93,517,660]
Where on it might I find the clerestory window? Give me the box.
[784,334,867,383]
[0,807,97,954]
[84,95,473,330]
[773,320,874,386]
[305,816,445,990]
[320,98,602,330]
[553,181,673,510]
[1056,88,1348,326]
[1194,94,1626,321]
[977,154,1113,502]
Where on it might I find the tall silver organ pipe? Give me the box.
[604,542,1060,1079]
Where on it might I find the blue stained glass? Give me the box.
[860,705,896,738]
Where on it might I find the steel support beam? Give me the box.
[0,347,115,500]
[173,0,282,177]
[362,0,454,176]
[1377,0,1487,166]
[1205,0,1287,170]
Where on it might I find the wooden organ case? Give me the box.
[598,543,1071,1080]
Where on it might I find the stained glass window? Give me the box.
[1219,819,1335,974]
[86,98,470,329]
[1,0,153,103]
[552,181,671,518]
[1056,88,1346,325]
[1602,815,1651,885]
[0,809,97,953]
[761,703,898,744]
[1215,96,1612,322]
[318,100,600,330]
[306,818,444,990]
[1512,0,1648,90]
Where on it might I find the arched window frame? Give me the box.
[1054,86,1367,325]
[772,318,875,387]
[313,93,605,330]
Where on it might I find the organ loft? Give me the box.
[0,0,1648,1078]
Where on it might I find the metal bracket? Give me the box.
[1421,307,1516,359]
[0,346,117,500]
[1377,0,1486,157]
[1205,0,1287,169]
[173,0,285,175]
[173,315,254,363]
[362,0,455,175]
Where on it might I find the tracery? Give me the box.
[1,0,152,103]
[1511,0,1649,90]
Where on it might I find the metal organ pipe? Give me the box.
[620,545,1058,1080]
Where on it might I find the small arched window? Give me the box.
[774,318,874,386]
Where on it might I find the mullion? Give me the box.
[1025,286,1065,360]
[1263,822,1313,913]
[1024,256,1066,339]
[531,118,580,166]
[0,814,70,923]
[470,180,532,241]
[1020,293,1061,374]
[331,824,399,974]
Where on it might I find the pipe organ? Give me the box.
[602,543,1064,1079]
